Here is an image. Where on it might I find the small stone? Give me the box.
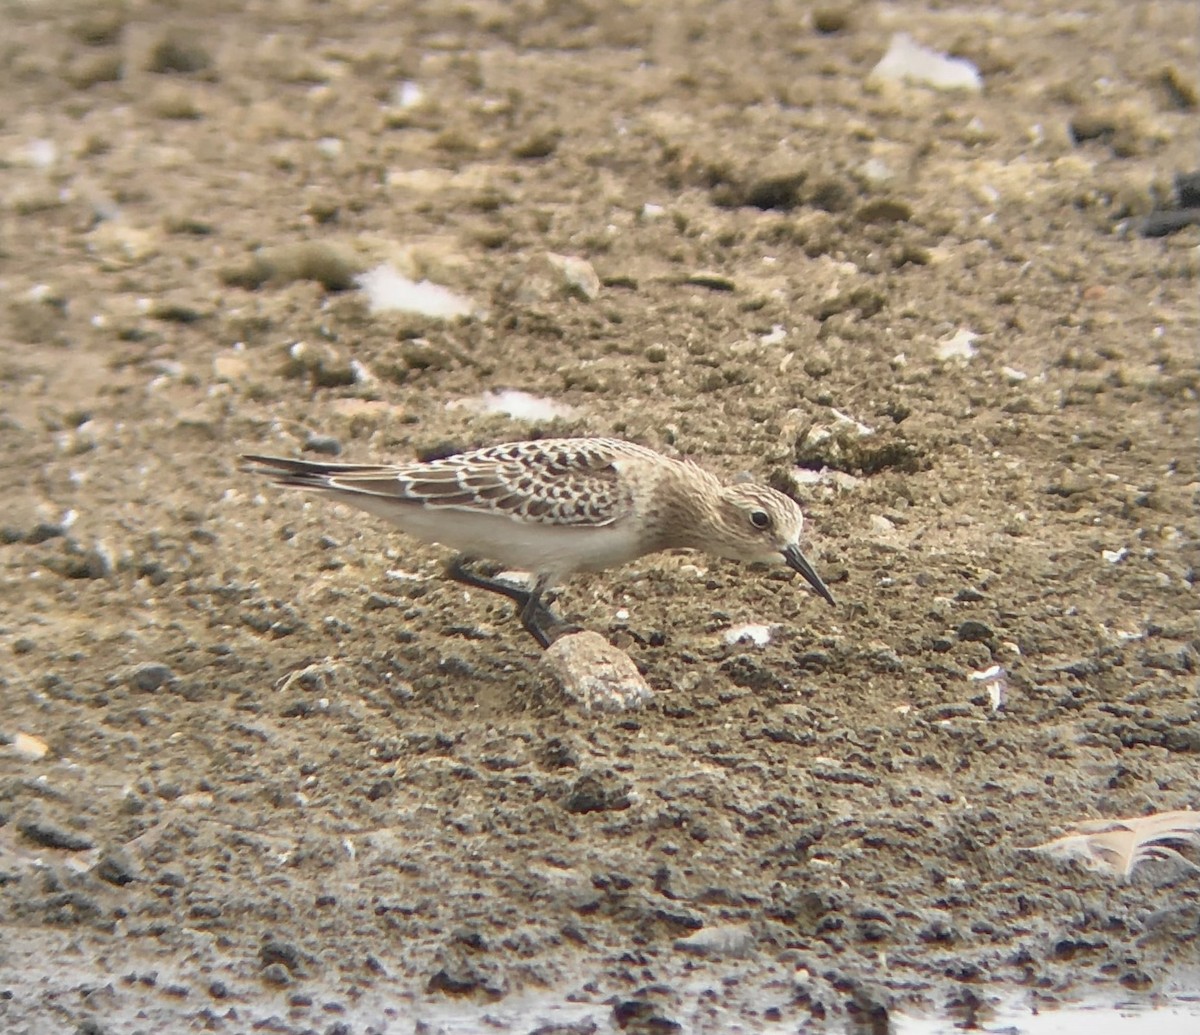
[127,662,175,692]
[221,241,361,291]
[25,521,67,544]
[856,197,912,223]
[261,963,291,986]
[813,8,851,33]
[684,271,736,291]
[95,847,138,886]
[283,340,357,388]
[563,772,631,814]
[60,544,114,580]
[545,252,601,301]
[803,353,833,378]
[542,631,654,712]
[19,820,95,851]
[956,620,995,643]
[260,941,303,972]
[513,128,561,159]
[674,923,755,958]
[147,36,213,75]
[304,433,342,456]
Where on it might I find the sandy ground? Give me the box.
[1,1,1198,1032]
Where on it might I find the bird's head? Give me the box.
[711,483,836,605]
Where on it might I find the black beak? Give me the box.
[783,544,836,606]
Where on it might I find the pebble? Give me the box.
[221,241,362,291]
[674,923,756,958]
[95,847,138,886]
[127,662,175,692]
[956,620,995,643]
[541,631,654,712]
[18,819,95,851]
[261,963,291,986]
[304,432,342,456]
[562,772,632,814]
[546,252,601,301]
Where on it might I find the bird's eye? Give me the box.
[750,510,771,530]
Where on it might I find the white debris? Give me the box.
[1002,366,1028,382]
[316,137,343,158]
[1102,547,1129,564]
[829,408,875,436]
[393,80,423,108]
[447,389,577,421]
[26,138,58,168]
[969,664,1008,711]
[790,467,861,490]
[357,263,476,318]
[937,327,979,362]
[723,624,773,647]
[674,923,755,959]
[384,569,425,582]
[869,33,982,92]
[8,732,50,760]
[759,324,788,346]
[641,202,666,219]
[860,158,893,184]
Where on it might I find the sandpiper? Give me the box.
[241,437,836,647]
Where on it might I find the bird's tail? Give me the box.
[240,454,395,491]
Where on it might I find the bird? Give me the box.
[241,437,836,647]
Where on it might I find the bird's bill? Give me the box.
[782,544,836,606]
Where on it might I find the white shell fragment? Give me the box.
[969,664,1008,711]
[357,263,476,318]
[723,623,773,647]
[870,33,983,92]
[447,390,577,422]
[937,328,979,362]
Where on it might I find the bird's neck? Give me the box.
[646,468,726,552]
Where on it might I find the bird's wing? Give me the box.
[247,441,637,527]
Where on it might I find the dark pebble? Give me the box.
[304,433,342,456]
[261,963,292,986]
[563,773,631,814]
[127,662,174,691]
[956,620,995,642]
[426,967,483,996]
[261,940,303,972]
[19,820,95,851]
[25,521,66,544]
[612,1000,681,1032]
[95,847,138,885]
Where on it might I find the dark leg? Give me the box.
[445,556,578,649]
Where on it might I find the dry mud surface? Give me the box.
[1,1,1198,1033]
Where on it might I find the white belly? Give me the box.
[329,492,646,578]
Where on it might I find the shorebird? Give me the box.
[241,438,836,647]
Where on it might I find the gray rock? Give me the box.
[18,820,94,851]
[956,620,995,642]
[127,662,175,692]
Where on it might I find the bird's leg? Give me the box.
[519,573,580,649]
[445,556,577,649]
[445,554,532,608]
